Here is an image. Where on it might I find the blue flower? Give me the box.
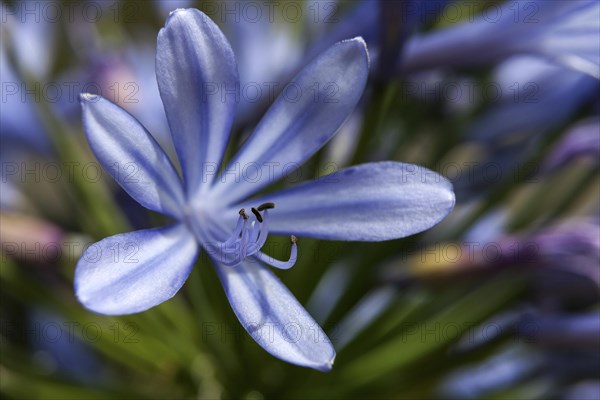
[454,55,598,198]
[467,56,598,143]
[401,0,600,79]
[74,8,455,371]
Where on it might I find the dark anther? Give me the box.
[257,202,275,211]
[239,208,249,220]
[251,207,263,223]
[290,235,297,244]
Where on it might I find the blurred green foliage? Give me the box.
[1,1,598,399]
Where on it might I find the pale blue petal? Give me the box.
[333,286,397,350]
[534,1,600,78]
[469,57,597,143]
[156,8,239,197]
[210,37,370,205]
[306,262,353,324]
[80,94,185,219]
[243,162,455,241]
[212,259,336,371]
[401,0,600,79]
[453,57,598,197]
[75,224,198,315]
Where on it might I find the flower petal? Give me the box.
[245,162,455,241]
[468,56,597,143]
[333,287,397,351]
[401,0,600,79]
[534,0,600,79]
[212,259,336,371]
[156,8,239,197]
[210,37,370,205]
[80,94,184,218]
[75,224,198,315]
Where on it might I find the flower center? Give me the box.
[216,202,298,269]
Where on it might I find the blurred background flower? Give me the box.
[1,0,598,399]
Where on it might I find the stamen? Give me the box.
[251,207,263,223]
[223,210,247,247]
[248,220,260,241]
[238,218,251,259]
[216,204,294,269]
[257,202,275,211]
[254,210,270,249]
[215,209,251,266]
[246,209,269,256]
[255,235,298,270]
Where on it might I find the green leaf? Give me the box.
[340,272,526,385]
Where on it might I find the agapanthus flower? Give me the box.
[401,0,600,79]
[304,0,451,78]
[75,8,455,370]
[453,55,598,197]
[467,56,598,143]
